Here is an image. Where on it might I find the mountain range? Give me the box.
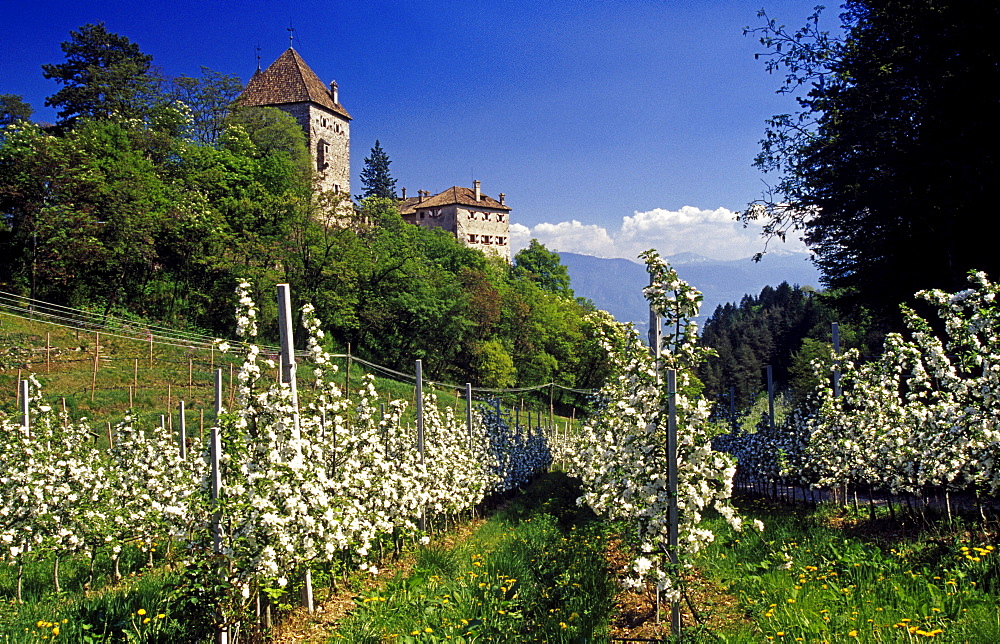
[558,250,821,335]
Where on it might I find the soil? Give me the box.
[604,538,751,642]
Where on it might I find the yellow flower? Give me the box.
[137,609,147,616]
[849,630,858,637]
[52,627,60,636]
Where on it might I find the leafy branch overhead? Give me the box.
[742,1,1000,329]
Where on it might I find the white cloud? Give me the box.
[511,206,808,262]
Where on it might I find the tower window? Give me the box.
[317,139,329,170]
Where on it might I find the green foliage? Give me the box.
[42,22,157,126]
[744,1,1000,330]
[165,67,243,145]
[512,239,573,299]
[225,106,312,179]
[358,139,397,200]
[473,339,516,388]
[787,337,832,404]
[699,282,838,407]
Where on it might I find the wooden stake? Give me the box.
[133,359,138,393]
[129,385,133,408]
[95,331,100,372]
[15,369,21,405]
[199,409,204,442]
[90,358,97,402]
[149,332,153,369]
[106,422,113,449]
[46,332,51,374]
[61,398,67,429]
[188,358,193,400]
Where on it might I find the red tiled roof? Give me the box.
[236,48,351,119]
[398,186,511,215]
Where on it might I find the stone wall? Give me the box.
[277,102,351,197]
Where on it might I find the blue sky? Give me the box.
[3,0,831,264]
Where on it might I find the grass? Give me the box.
[0,543,200,643]
[0,310,576,437]
[698,497,1000,642]
[330,472,617,642]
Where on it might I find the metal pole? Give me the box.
[277,284,300,437]
[729,385,736,431]
[215,369,223,418]
[766,365,775,430]
[277,285,311,613]
[465,383,473,447]
[666,368,681,635]
[20,379,29,435]
[416,360,425,532]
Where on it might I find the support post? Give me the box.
[729,385,736,432]
[20,379,29,435]
[666,369,681,635]
[210,368,226,644]
[465,383,473,447]
[416,359,426,532]
[277,285,310,613]
[766,365,775,430]
[179,400,187,460]
[276,284,301,441]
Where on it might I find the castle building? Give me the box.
[236,48,351,197]
[398,181,512,263]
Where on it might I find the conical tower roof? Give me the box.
[237,48,351,119]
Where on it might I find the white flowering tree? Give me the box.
[718,270,1000,507]
[564,251,755,603]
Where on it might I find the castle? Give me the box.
[236,49,511,262]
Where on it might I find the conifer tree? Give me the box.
[358,140,397,200]
[42,22,156,126]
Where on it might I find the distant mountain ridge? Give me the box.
[558,250,821,335]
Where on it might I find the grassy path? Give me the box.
[328,472,616,642]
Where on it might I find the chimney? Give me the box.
[330,80,339,104]
[499,192,506,206]
[418,190,424,203]
[402,187,407,199]
[473,180,481,202]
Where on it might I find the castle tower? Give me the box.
[237,49,351,197]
